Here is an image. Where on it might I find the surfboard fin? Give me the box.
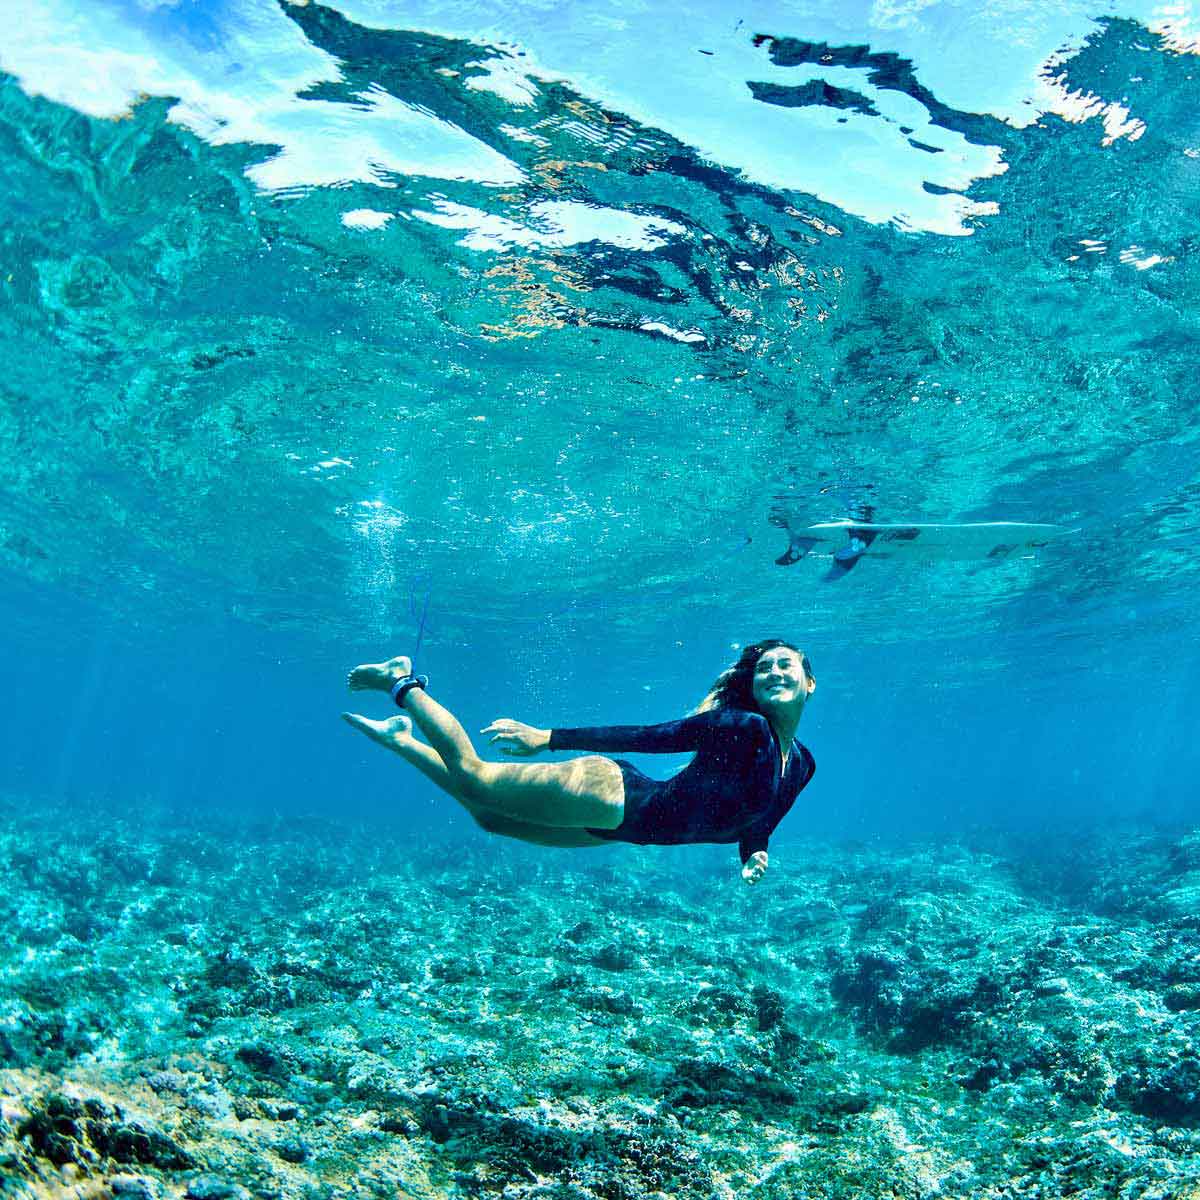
[825,530,876,579]
[833,536,868,566]
[776,536,819,566]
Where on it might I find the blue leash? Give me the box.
[409,579,432,663]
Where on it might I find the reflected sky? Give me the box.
[3,0,1189,234]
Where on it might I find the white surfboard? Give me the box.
[783,520,1074,565]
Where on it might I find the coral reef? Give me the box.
[1,799,1198,1199]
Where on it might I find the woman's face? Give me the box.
[751,646,814,713]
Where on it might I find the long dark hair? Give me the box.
[694,640,814,714]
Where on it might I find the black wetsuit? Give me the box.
[548,708,815,863]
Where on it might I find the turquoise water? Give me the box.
[2,7,1200,1196]
[3,2,1199,827]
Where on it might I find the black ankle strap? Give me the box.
[391,674,428,707]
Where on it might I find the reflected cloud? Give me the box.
[3,0,522,194]
[245,84,522,192]
[412,198,685,252]
[341,208,394,229]
[465,52,541,105]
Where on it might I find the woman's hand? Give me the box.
[741,851,768,886]
[481,719,551,757]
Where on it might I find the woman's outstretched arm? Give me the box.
[483,709,747,757]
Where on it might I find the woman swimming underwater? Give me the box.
[341,640,815,885]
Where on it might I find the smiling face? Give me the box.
[751,645,815,715]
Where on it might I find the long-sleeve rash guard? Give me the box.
[548,708,814,863]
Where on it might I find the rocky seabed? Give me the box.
[2,799,1199,1200]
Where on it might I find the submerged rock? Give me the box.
[17,1093,194,1171]
[1118,1052,1200,1123]
[184,1177,251,1200]
[109,1175,158,1199]
[1165,985,1200,1012]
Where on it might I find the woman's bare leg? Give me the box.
[341,713,610,847]
[346,656,624,829]
[341,713,459,796]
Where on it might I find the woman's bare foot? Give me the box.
[347,655,412,692]
[341,712,413,748]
